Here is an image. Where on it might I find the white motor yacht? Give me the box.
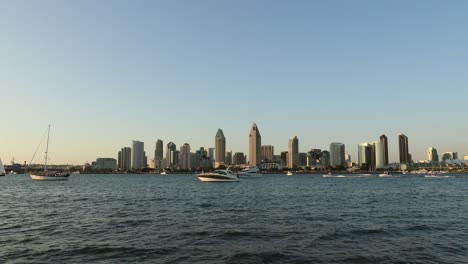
[238,166,262,178]
[197,170,239,182]
[286,171,294,176]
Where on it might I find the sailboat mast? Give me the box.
[44,124,50,171]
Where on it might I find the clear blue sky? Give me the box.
[1,0,468,164]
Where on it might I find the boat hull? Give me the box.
[197,176,239,182]
[30,174,69,181]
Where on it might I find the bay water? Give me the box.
[1,174,467,263]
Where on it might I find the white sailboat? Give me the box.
[29,125,70,181]
[0,158,6,176]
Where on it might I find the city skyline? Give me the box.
[2,1,468,164]
[2,122,468,166]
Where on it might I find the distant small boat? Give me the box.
[379,171,392,177]
[0,158,6,176]
[29,125,70,181]
[160,171,167,175]
[197,170,239,182]
[286,171,294,176]
[9,171,17,175]
[239,166,262,178]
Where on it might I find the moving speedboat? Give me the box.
[197,170,239,182]
[238,166,262,178]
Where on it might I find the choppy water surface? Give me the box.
[1,174,468,263]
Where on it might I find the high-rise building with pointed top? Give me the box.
[380,134,389,165]
[399,134,409,164]
[288,136,299,169]
[249,123,261,166]
[215,129,226,168]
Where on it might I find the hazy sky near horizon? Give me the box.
[1,0,468,165]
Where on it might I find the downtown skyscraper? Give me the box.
[249,123,261,166]
[154,139,163,169]
[330,142,345,168]
[166,142,177,169]
[380,134,389,166]
[118,147,131,170]
[427,147,439,162]
[131,140,144,170]
[358,141,384,171]
[261,145,274,163]
[399,134,409,164]
[288,136,299,169]
[179,143,191,170]
[215,129,226,168]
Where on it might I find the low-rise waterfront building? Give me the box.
[92,158,117,170]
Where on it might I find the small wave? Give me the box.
[317,228,390,241]
[224,251,288,264]
[350,228,390,236]
[117,219,153,227]
[342,255,391,263]
[404,224,446,232]
[215,230,252,239]
[199,203,214,208]
[180,230,211,237]
[63,245,177,259]
[0,224,23,231]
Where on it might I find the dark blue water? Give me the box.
[1,174,468,263]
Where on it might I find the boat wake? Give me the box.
[424,175,455,178]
